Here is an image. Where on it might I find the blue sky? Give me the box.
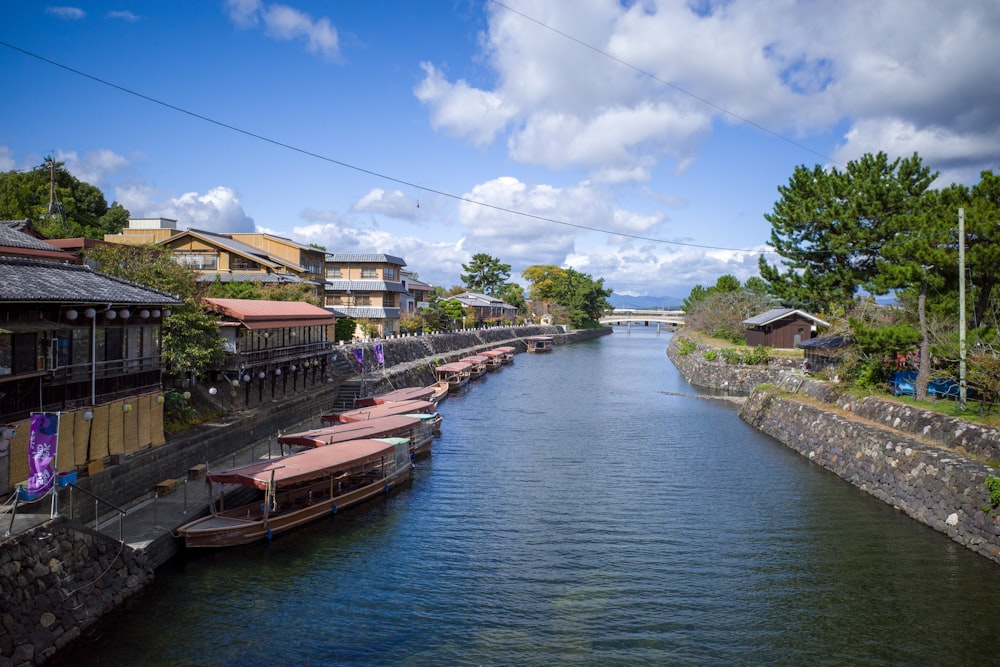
[3,1,999,299]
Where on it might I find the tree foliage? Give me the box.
[460,253,511,296]
[683,277,774,343]
[759,152,936,314]
[0,157,129,239]
[522,264,612,328]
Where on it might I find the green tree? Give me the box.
[522,265,612,328]
[460,253,511,295]
[499,283,527,315]
[0,157,130,239]
[760,152,937,314]
[334,316,355,342]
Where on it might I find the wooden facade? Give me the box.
[743,308,829,350]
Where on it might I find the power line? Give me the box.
[488,0,841,168]
[0,38,775,254]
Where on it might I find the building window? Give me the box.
[175,252,218,270]
[382,267,396,280]
[230,256,260,271]
[353,293,372,306]
[361,267,377,279]
[327,266,341,279]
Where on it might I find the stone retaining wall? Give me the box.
[665,333,1000,564]
[0,518,152,667]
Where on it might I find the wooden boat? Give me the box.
[428,381,449,404]
[353,386,435,408]
[525,336,554,353]
[492,346,516,363]
[479,349,505,370]
[434,361,472,391]
[459,355,489,379]
[322,399,438,425]
[278,414,436,458]
[177,438,411,548]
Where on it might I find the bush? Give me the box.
[677,339,697,355]
[743,345,771,366]
[702,350,718,361]
[721,348,743,364]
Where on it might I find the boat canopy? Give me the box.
[207,439,401,489]
[460,355,489,363]
[334,399,437,423]
[278,415,420,447]
[435,361,473,373]
[369,386,435,403]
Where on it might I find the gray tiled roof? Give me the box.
[327,253,406,266]
[195,272,303,284]
[742,308,829,327]
[325,280,406,293]
[329,306,400,319]
[0,220,65,252]
[0,258,181,304]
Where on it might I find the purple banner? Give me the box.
[353,348,364,370]
[27,413,59,498]
[374,343,384,366]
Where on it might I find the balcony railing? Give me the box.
[220,341,332,371]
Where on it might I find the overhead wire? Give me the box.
[0,34,776,254]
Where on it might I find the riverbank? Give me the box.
[666,333,1000,565]
[1,325,610,666]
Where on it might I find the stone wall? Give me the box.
[741,376,1000,563]
[665,333,1000,564]
[0,518,152,667]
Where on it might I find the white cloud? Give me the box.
[417,0,1000,183]
[351,188,419,220]
[107,10,139,22]
[117,185,255,234]
[0,147,14,171]
[225,0,339,59]
[414,63,518,146]
[58,149,130,189]
[46,6,85,20]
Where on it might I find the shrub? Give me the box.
[743,345,771,366]
[677,339,697,355]
[702,350,718,361]
[721,348,743,364]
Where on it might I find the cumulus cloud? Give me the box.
[351,188,419,220]
[117,184,256,234]
[225,0,339,59]
[58,149,130,189]
[416,0,1000,183]
[46,6,85,20]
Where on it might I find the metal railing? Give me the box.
[65,483,127,543]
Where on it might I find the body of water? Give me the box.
[59,329,1000,665]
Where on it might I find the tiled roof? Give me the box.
[327,253,406,266]
[742,308,830,327]
[0,257,181,304]
[325,280,406,293]
[330,306,400,320]
[195,271,303,284]
[0,221,63,252]
[203,298,336,329]
[162,229,284,270]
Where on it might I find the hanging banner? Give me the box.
[374,343,384,367]
[27,412,59,498]
[353,348,364,370]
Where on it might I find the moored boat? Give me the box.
[176,438,411,548]
[459,355,489,378]
[428,381,449,404]
[492,346,516,363]
[525,335,554,353]
[479,349,505,370]
[322,398,438,425]
[279,414,436,458]
[434,361,472,391]
[353,386,435,408]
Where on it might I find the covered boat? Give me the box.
[459,355,489,378]
[525,336,554,353]
[177,438,411,548]
[434,361,472,391]
[278,414,436,458]
[491,346,516,363]
[479,349,505,370]
[353,386,435,408]
[322,398,438,425]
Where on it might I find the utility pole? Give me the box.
[958,208,967,410]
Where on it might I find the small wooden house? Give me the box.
[742,308,829,349]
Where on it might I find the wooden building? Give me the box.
[742,308,829,349]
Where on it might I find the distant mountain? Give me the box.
[608,293,685,310]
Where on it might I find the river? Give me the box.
[58,328,1000,666]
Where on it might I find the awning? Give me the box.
[0,320,71,334]
[242,318,336,330]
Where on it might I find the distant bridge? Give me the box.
[599,309,685,328]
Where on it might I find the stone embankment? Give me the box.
[666,333,1000,564]
[1,325,608,666]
